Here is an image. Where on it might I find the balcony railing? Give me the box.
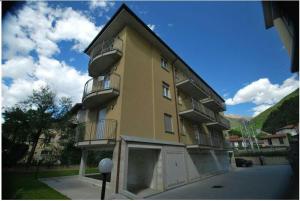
[175,69,211,97]
[179,98,215,121]
[89,37,123,65]
[210,131,224,148]
[215,114,230,129]
[82,73,120,100]
[75,119,117,143]
[176,68,226,110]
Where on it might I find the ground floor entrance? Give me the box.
[78,137,231,199]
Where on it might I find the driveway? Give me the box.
[147,165,298,200]
[41,165,297,200]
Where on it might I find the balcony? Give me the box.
[206,114,230,130]
[88,37,123,77]
[201,91,226,112]
[175,71,210,100]
[82,73,120,108]
[75,119,117,147]
[178,98,215,123]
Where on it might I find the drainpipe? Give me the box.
[171,58,181,144]
[115,136,123,193]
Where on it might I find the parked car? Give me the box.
[235,158,253,167]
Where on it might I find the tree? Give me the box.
[262,95,299,133]
[228,129,242,137]
[2,106,30,143]
[2,86,72,165]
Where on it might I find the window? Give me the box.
[162,82,171,99]
[161,57,168,71]
[268,138,272,145]
[279,137,284,144]
[164,114,173,133]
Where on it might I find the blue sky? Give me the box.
[2,1,298,117]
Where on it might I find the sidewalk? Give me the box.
[147,165,297,200]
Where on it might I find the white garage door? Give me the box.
[165,151,187,189]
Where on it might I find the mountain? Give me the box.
[249,88,299,132]
[225,114,251,131]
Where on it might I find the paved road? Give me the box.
[41,165,297,200]
[147,165,297,200]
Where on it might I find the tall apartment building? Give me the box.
[73,4,231,199]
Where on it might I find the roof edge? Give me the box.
[84,3,225,102]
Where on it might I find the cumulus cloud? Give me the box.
[226,75,299,116]
[2,2,102,107]
[147,24,156,31]
[2,57,36,79]
[89,0,115,11]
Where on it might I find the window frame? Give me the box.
[162,82,171,100]
[164,113,174,134]
[160,57,169,71]
[279,137,284,144]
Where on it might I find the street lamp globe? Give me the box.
[98,158,113,174]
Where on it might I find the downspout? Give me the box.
[171,58,181,143]
[115,136,122,193]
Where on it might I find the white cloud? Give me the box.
[2,57,36,79]
[226,75,299,116]
[2,2,103,108]
[89,0,115,11]
[49,7,103,51]
[147,24,156,31]
[252,104,273,117]
[167,23,173,27]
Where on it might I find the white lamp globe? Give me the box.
[98,158,113,174]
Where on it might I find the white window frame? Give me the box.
[161,57,169,71]
[162,82,171,99]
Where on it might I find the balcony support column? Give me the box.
[79,149,88,176]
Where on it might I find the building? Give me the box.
[260,133,290,147]
[228,135,264,150]
[276,124,299,136]
[73,4,230,199]
[262,1,299,73]
[228,135,245,149]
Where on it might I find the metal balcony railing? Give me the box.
[75,119,117,143]
[207,91,226,110]
[215,114,230,129]
[89,37,123,65]
[176,68,226,110]
[210,132,224,148]
[198,133,213,146]
[179,98,215,120]
[82,73,120,100]
[175,70,210,97]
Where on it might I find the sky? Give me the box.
[2,1,299,117]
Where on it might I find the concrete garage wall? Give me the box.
[126,148,162,195]
[186,149,229,182]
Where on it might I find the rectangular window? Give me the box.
[279,137,284,144]
[268,138,272,145]
[162,82,171,99]
[164,114,173,133]
[161,57,169,71]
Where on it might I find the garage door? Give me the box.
[165,151,187,188]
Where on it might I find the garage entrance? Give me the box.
[165,150,187,189]
[126,147,162,196]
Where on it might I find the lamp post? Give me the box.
[98,158,113,200]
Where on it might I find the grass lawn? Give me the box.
[2,167,98,199]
